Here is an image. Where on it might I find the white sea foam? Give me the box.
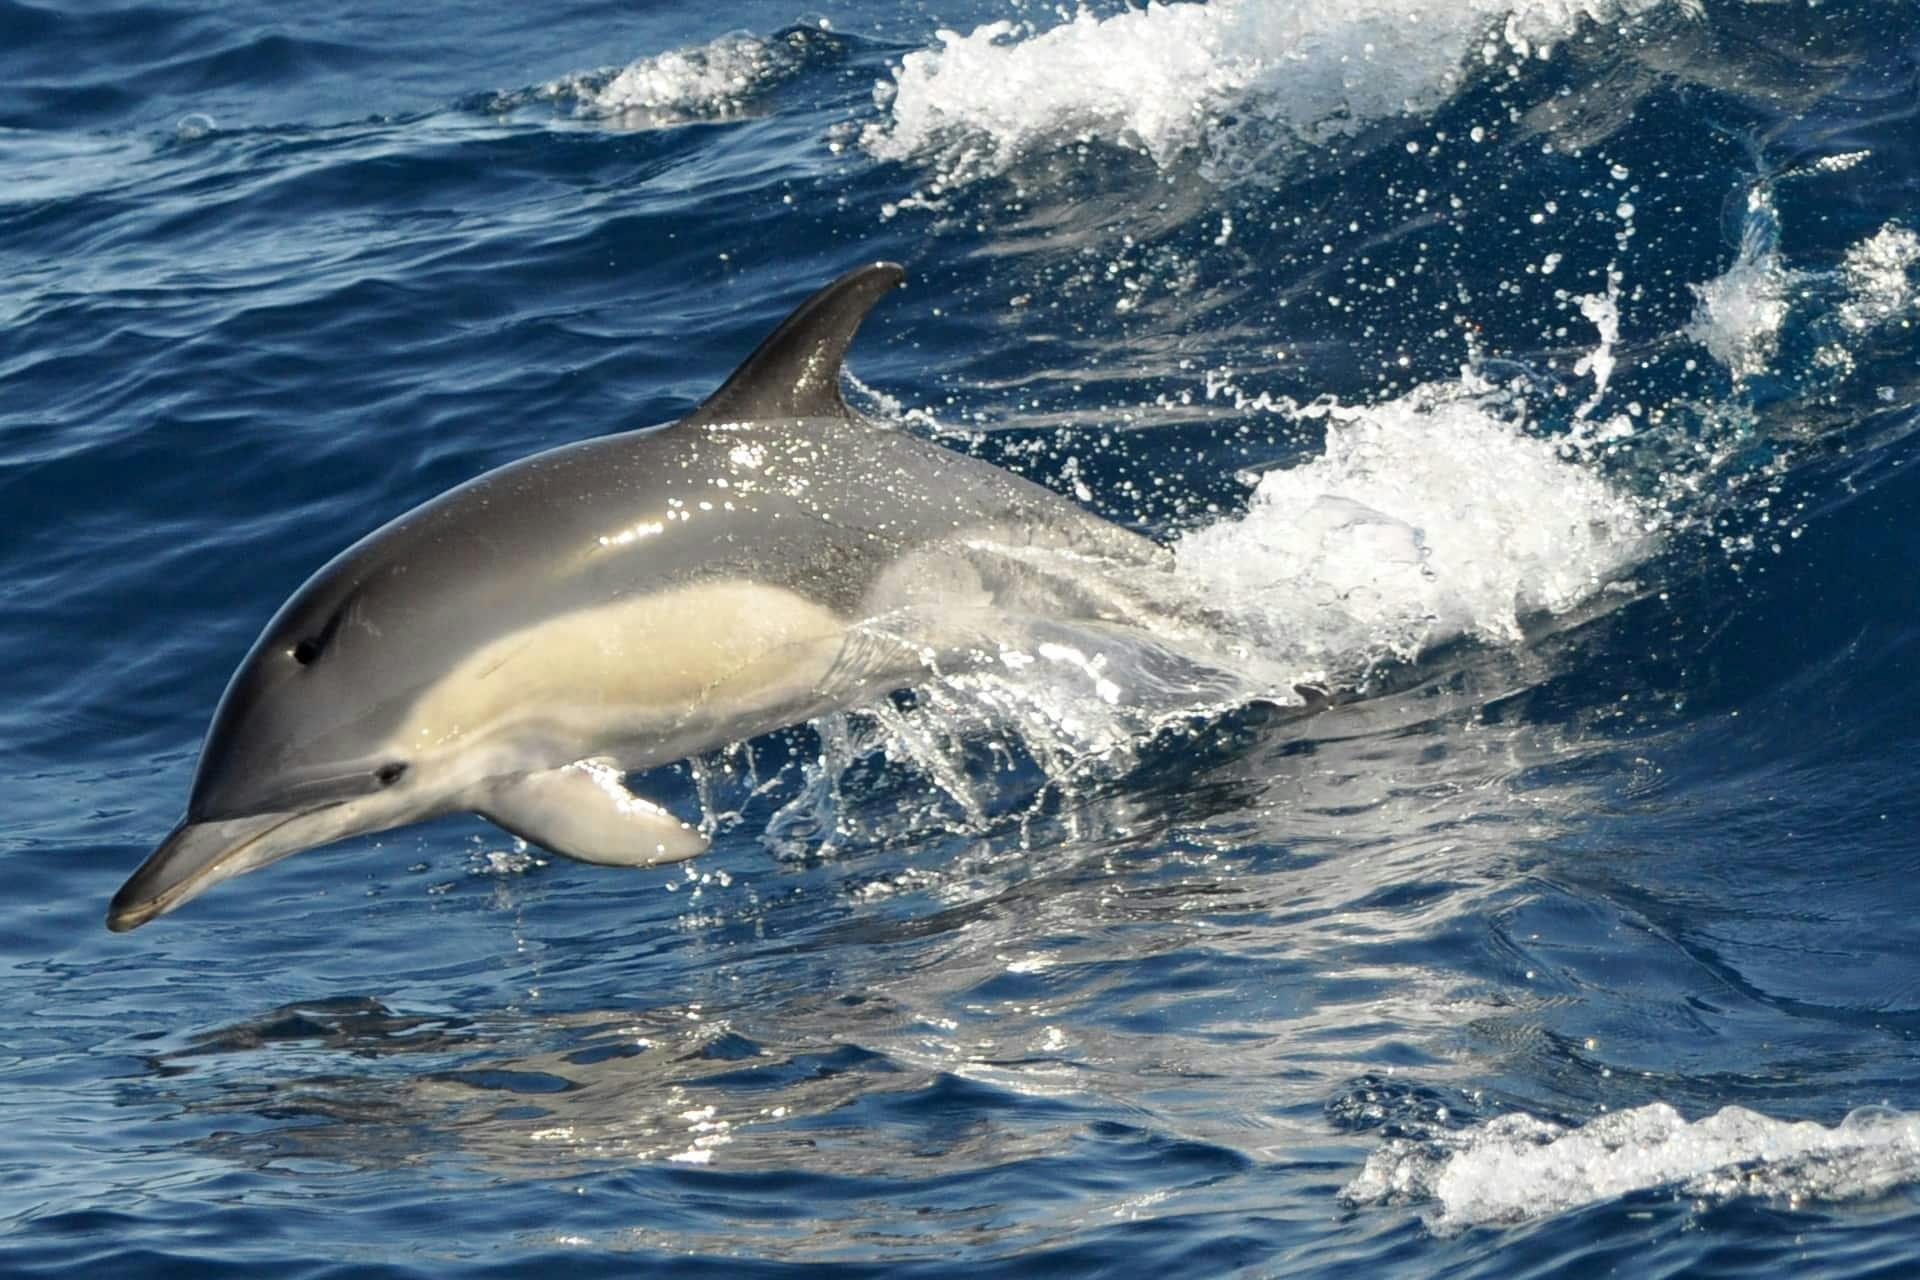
[864,0,1687,183]
[1171,377,1654,673]
[1684,188,1795,382]
[542,32,796,126]
[1343,1102,1920,1231]
[1838,222,1920,333]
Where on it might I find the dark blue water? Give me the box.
[5,0,1920,1274]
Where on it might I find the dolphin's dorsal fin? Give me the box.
[683,261,905,426]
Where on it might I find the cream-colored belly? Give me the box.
[401,581,864,768]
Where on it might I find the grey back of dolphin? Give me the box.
[108,262,1167,931]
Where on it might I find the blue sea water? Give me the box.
[4,0,1920,1274]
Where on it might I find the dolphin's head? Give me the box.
[108,555,474,932]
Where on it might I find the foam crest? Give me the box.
[1344,1102,1920,1230]
[538,32,799,126]
[1170,379,1655,676]
[864,0,1683,182]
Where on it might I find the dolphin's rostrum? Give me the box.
[108,262,1168,931]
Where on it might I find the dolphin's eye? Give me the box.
[291,638,322,665]
[374,762,408,788]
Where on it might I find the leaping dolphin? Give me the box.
[108,262,1169,931]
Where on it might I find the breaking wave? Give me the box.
[862,0,1693,183]
[1345,1102,1920,1231]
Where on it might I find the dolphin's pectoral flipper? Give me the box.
[478,761,708,867]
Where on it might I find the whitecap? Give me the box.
[524,30,805,129]
[1171,375,1654,672]
[1343,1101,1920,1231]
[863,0,1688,185]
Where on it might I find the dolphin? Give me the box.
[108,262,1169,931]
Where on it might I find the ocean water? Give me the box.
[4,0,1920,1273]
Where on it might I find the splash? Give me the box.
[1838,222,1920,334]
[746,371,1654,856]
[1685,188,1796,382]
[1172,378,1654,672]
[1343,1102,1920,1231]
[863,0,1689,183]
[741,287,1658,852]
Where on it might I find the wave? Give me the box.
[1344,1101,1920,1230]
[861,0,1690,184]
[1171,377,1653,670]
[488,25,849,130]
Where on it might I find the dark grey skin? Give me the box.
[109,263,1169,931]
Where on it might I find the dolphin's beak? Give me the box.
[107,811,307,932]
